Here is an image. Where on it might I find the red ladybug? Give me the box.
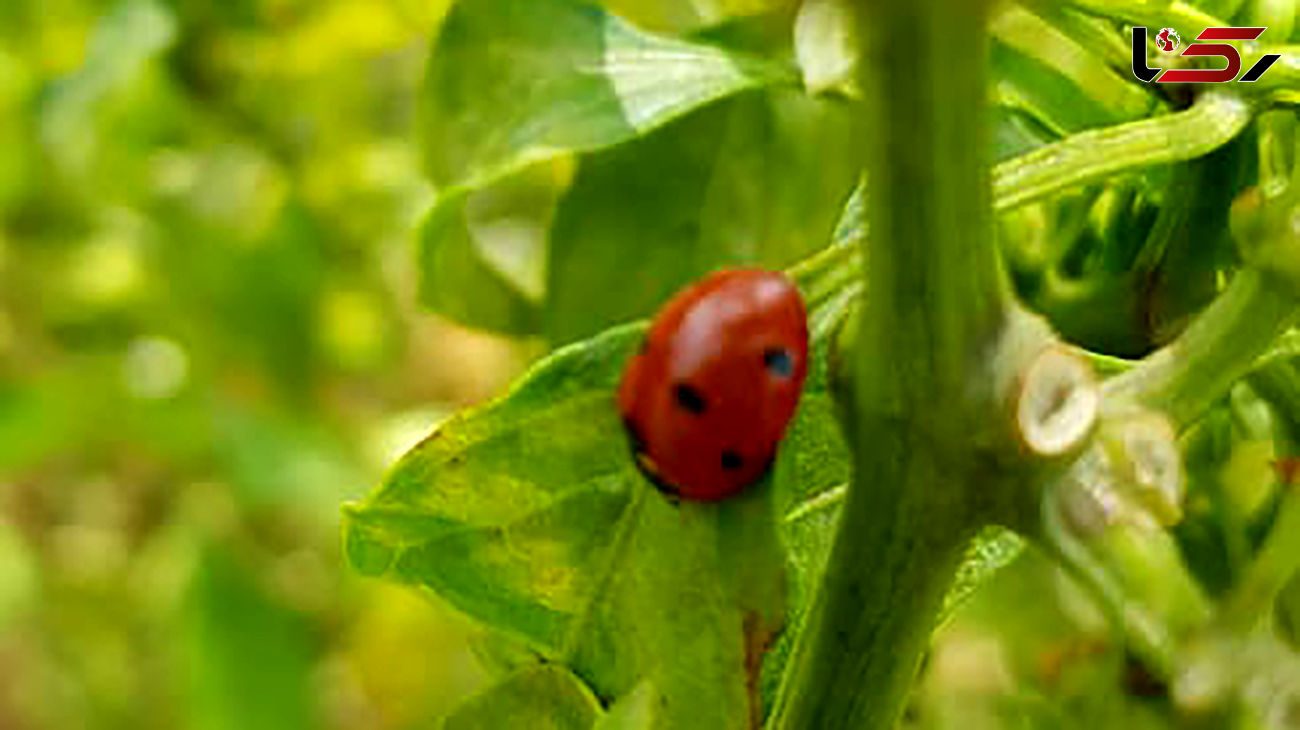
[618,269,809,501]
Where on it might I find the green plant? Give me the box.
[343,0,1300,727]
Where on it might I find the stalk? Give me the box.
[771,2,1005,727]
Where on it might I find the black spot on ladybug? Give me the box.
[674,383,707,414]
[763,347,794,378]
[721,450,743,471]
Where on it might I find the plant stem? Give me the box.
[770,442,975,729]
[1061,0,1224,30]
[1105,269,1299,429]
[772,1,1004,727]
[994,90,1254,212]
[1039,484,1180,678]
[1217,486,1300,635]
[816,91,1253,284]
[853,2,1005,410]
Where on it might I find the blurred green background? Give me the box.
[0,0,541,726]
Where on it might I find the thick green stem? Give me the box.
[772,2,1002,728]
[853,2,1004,410]
[771,434,975,728]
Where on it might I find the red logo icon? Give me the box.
[1156,28,1180,52]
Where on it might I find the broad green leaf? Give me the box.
[545,89,859,344]
[593,680,657,729]
[416,0,797,332]
[344,321,643,642]
[416,158,572,334]
[412,0,873,335]
[419,191,544,335]
[602,0,799,35]
[420,0,795,192]
[562,488,764,728]
[598,0,702,33]
[349,203,1034,727]
[345,259,856,728]
[442,664,602,730]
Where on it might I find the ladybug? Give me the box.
[618,269,809,501]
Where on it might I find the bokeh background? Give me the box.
[0,1,1258,729]
[0,1,532,727]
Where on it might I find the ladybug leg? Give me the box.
[621,415,682,501]
[634,451,682,501]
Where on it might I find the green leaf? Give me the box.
[442,664,603,730]
[415,0,799,332]
[418,187,546,335]
[593,681,657,730]
[343,321,643,649]
[420,0,794,192]
[601,0,799,35]
[417,158,574,335]
[343,318,794,727]
[545,90,859,344]
[344,259,858,728]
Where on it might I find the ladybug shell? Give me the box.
[618,269,809,501]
